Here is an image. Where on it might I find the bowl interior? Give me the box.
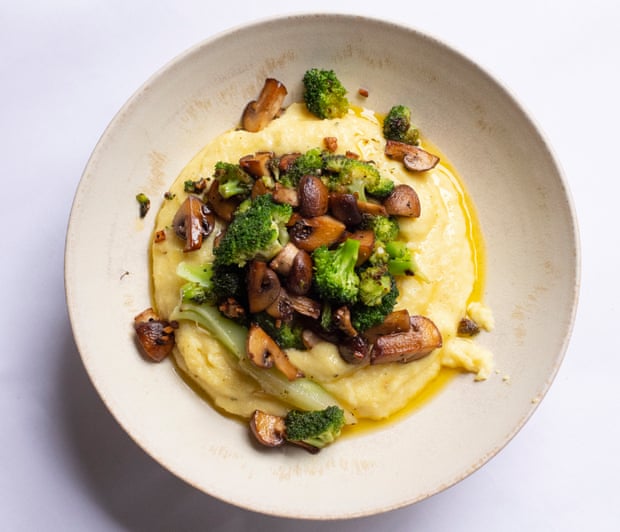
[65,14,578,519]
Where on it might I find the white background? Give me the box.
[2,1,618,530]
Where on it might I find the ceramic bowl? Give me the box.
[65,14,579,519]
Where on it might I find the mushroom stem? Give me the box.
[241,78,288,132]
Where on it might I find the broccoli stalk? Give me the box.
[170,301,355,423]
[213,193,292,267]
[284,406,346,450]
[302,68,349,119]
[312,238,361,304]
[383,104,420,145]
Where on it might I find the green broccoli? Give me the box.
[212,263,247,301]
[361,214,400,243]
[322,156,394,199]
[177,262,215,305]
[170,302,354,421]
[350,275,399,332]
[183,177,208,194]
[214,161,254,199]
[385,241,417,277]
[312,238,361,304]
[284,405,346,450]
[176,261,247,306]
[302,68,349,119]
[279,147,324,188]
[213,193,292,267]
[253,312,306,350]
[383,104,420,145]
[358,265,392,307]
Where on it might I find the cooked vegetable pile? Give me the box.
[134,69,461,453]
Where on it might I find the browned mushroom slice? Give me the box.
[241,78,288,132]
[298,175,329,218]
[383,184,421,217]
[287,293,321,319]
[362,309,411,343]
[265,288,294,321]
[250,178,269,199]
[271,183,299,207]
[346,229,375,266]
[133,308,177,362]
[250,410,287,448]
[328,193,363,226]
[278,152,302,173]
[206,179,240,222]
[333,306,358,337]
[286,249,313,296]
[384,139,439,172]
[172,195,215,252]
[355,199,388,217]
[370,315,442,364]
[289,215,346,252]
[246,323,303,380]
[239,151,274,177]
[269,242,301,276]
[247,260,281,313]
[338,335,371,365]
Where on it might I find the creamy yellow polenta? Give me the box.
[151,103,493,422]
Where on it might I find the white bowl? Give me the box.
[65,14,579,519]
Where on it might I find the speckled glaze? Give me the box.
[65,14,579,519]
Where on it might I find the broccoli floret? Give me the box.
[285,405,346,450]
[177,262,216,304]
[183,177,207,194]
[302,68,349,119]
[383,104,420,146]
[322,156,394,199]
[385,241,417,277]
[312,238,360,304]
[214,161,253,199]
[279,147,323,188]
[176,261,247,306]
[253,313,306,350]
[212,263,247,301]
[213,194,292,267]
[361,214,400,243]
[358,265,392,307]
[350,275,399,332]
